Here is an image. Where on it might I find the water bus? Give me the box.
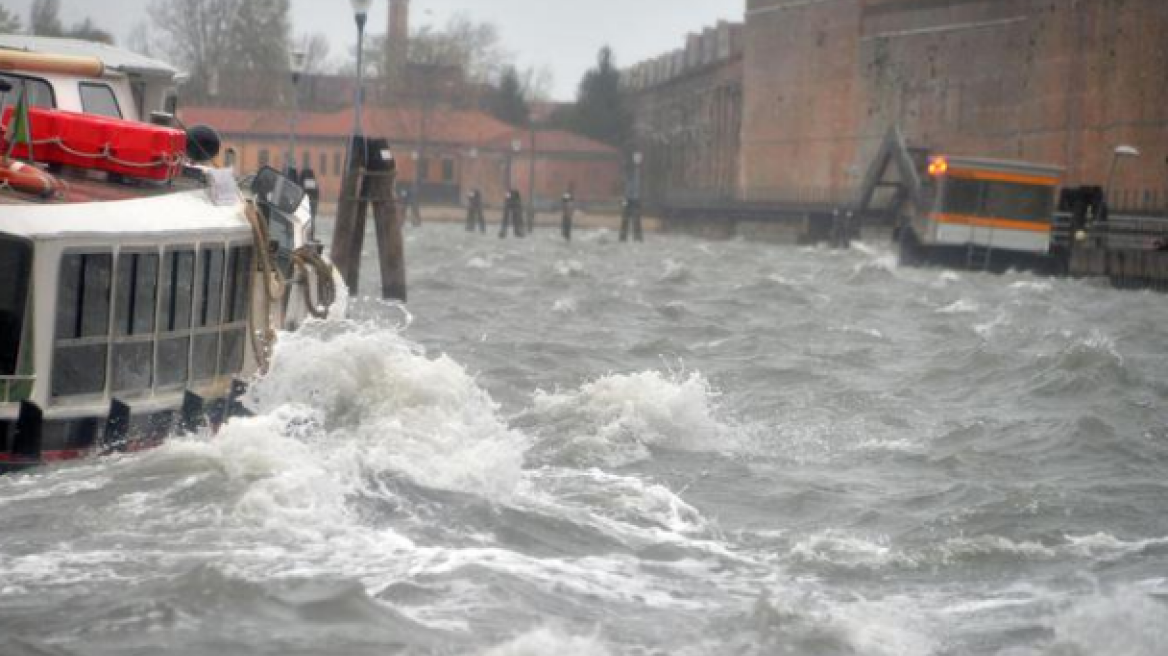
[0,36,338,472]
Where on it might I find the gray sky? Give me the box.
[0,0,743,99]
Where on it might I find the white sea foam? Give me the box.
[530,370,729,467]
[477,627,610,656]
[938,298,980,314]
[247,321,530,500]
[1047,589,1168,655]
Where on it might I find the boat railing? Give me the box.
[0,375,35,403]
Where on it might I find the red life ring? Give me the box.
[0,159,59,198]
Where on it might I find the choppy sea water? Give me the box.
[2,221,1167,656]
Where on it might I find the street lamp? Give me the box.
[286,48,307,178]
[507,138,522,194]
[1106,144,1140,208]
[350,0,373,137]
[632,151,644,201]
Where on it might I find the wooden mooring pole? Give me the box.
[329,136,406,302]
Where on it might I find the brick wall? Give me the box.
[742,0,1168,210]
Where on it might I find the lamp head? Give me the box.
[350,0,373,16]
[289,49,308,76]
[512,139,523,153]
[632,152,644,165]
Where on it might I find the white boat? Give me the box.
[0,37,338,471]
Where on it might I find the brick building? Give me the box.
[182,106,622,208]
[742,0,1168,211]
[625,21,745,206]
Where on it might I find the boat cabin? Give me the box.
[917,156,1063,256]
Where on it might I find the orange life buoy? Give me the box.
[0,159,60,198]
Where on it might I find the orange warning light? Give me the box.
[928,157,949,177]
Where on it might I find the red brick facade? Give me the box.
[743,0,1168,211]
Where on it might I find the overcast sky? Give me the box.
[0,0,743,99]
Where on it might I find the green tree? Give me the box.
[30,0,64,37]
[0,7,22,33]
[567,46,631,148]
[486,66,529,126]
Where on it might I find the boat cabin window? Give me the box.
[0,74,55,110]
[52,252,113,398]
[156,248,195,388]
[112,252,159,393]
[80,82,123,119]
[0,236,32,378]
[219,245,253,376]
[192,246,226,381]
[942,177,1055,223]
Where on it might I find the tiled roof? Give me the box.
[180,106,619,156]
[182,106,513,148]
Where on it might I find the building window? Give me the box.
[259,149,271,169]
[442,158,455,183]
[334,152,342,176]
[319,153,328,177]
[52,252,113,397]
[302,151,311,172]
[418,157,430,182]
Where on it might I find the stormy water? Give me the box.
[2,220,1167,656]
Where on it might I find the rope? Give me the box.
[243,201,287,374]
[291,246,337,320]
[13,136,182,170]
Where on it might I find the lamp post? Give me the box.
[1105,144,1140,210]
[632,151,644,201]
[506,138,521,197]
[286,48,307,180]
[350,0,373,138]
[527,121,537,232]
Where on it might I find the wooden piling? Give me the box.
[328,136,406,302]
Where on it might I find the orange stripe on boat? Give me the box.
[931,212,1052,233]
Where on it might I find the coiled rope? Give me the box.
[291,246,337,320]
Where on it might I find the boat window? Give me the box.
[0,74,55,110]
[0,236,32,377]
[111,252,160,394]
[115,253,160,337]
[52,252,113,398]
[196,247,226,328]
[224,245,253,324]
[984,182,1055,223]
[156,248,195,388]
[217,245,252,377]
[942,178,984,216]
[79,82,123,119]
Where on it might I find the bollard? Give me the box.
[619,198,643,243]
[466,189,486,233]
[499,190,526,238]
[561,192,574,241]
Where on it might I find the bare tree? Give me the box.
[68,17,114,45]
[0,7,22,33]
[30,0,63,37]
[149,0,290,106]
[298,33,332,76]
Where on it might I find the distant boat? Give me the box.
[0,36,340,472]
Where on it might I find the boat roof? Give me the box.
[940,156,1064,179]
[0,189,249,241]
[0,35,180,79]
